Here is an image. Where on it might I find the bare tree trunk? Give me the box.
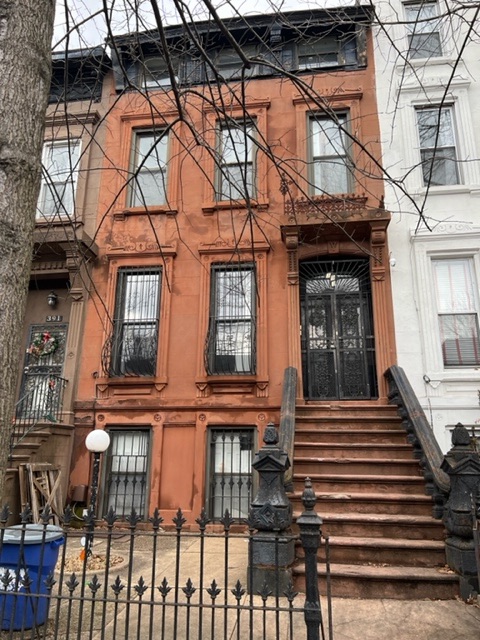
[0,0,55,500]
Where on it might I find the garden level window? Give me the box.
[309,115,351,195]
[206,265,256,375]
[130,130,168,206]
[416,107,459,186]
[432,258,480,367]
[103,430,150,518]
[37,140,80,218]
[207,428,254,520]
[405,2,442,59]
[110,268,161,377]
[217,122,255,201]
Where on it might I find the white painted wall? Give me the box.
[374,0,480,451]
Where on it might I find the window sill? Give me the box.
[95,376,168,398]
[424,369,480,384]
[202,200,269,215]
[114,207,178,220]
[196,375,269,397]
[412,185,478,198]
[396,55,458,72]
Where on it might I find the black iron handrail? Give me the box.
[279,366,298,492]
[11,373,68,454]
[385,365,450,518]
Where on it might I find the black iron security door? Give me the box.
[300,258,377,400]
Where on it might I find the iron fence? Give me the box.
[0,497,332,640]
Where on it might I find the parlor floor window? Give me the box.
[433,258,480,366]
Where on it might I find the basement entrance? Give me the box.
[300,257,377,400]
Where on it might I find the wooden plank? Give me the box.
[23,463,63,525]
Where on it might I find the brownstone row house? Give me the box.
[10,7,461,598]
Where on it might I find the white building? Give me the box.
[374,0,480,452]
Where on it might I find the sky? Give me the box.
[52,0,353,49]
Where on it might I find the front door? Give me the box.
[17,323,68,421]
[300,258,377,400]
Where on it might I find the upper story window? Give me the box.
[298,34,357,69]
[433,258,480,367]
[217,122,256,201]
[211,45,260,80]
[416,107,459,186]
[37,140,80,219]
[142,56,180,88]
[405,1,443,59]
[129,130,169,207]
[110,268,162,377]
[309,114,352,195]
[206,265,256,375]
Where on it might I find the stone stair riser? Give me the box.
[294,459,423,476]
[293,475,427,495]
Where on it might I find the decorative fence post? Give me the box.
[248,423,294,594]
[441,423,480,600]
[297,477,324,640]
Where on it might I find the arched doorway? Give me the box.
[300,257,377,400]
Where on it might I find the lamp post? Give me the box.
[85,430,110,520]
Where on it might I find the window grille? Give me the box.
[406,2,442,59]
[110,268,161,377]
[129,130,168,206]
[216,122,255,201]
[206,265,256,375]
[103,430,150,518]
[433,258,480,367]
[207,428,255,520]
[309,114,352,195]
[37,140,80,219]
[416,107,459,186]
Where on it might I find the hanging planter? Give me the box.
[26,332,59,359]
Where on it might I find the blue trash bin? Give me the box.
[0,524,64,630]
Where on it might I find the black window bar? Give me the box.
[205,264,256,375]
[207,428,255,520]
[102,429,150,519]
[105,267,161,377]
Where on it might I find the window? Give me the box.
[207,428,254,520]
[416,107,459,186]
[130,130,168,207]
[206,265,256,375]
[217,122,255,201]
[406,2,442,59]
[309,115,351,195]
[142,56,179,88]
[298,34,357,69]
[211,45,259,80]
[37,140,80,218]
[110,268,161,377]
[103,430,150,518]
[433,258,480,367]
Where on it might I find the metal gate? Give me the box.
[300,258,377,400]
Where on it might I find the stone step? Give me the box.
[295,511,445,540]
[289,491,433,516]
[296,535,447,567]
[294,442,415,459]
[296,404,399,417]
[293,563,458,599]
[294,456,422,476]
[295,428,409,444]
[294,472,427,495]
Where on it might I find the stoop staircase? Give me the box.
[291,404,458,599]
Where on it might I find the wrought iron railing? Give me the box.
[101,329,159,377]
[0,489,332,639]
[279,367,298,492]
[11,374,67,455]
[385,365,450,518]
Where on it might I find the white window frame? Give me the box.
[415,105,460,187]
[37,139,81,220]
[405,1,443,60]
[216,121,256,202]
[308,113,352,195]
[432,257,480,367]
[129,129,169,207]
